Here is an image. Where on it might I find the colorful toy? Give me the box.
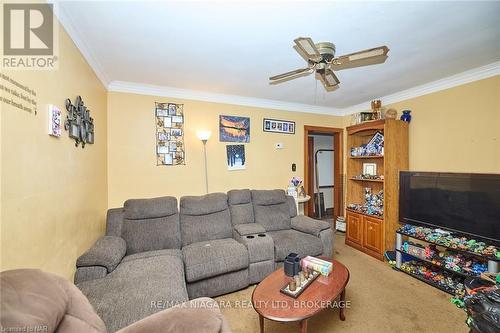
[348,188,384,217]
[400,261,466,297]
[398,224,499,259]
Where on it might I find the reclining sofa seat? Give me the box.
[250,189,333,263]
[180,193,249,299]
[75,197,189,332]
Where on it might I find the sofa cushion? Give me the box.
[1,269,106,333]
[228,189,254,225]
[251,189,288,205]
[180,193,232,246]
[124,196,178,220]
[78,255,188,332]
[180,193,228,216]
[228,189,251,205]
[267,229,324,261]
[122,196,181,254]
[182,238,249,283]
[251,190,291,231]
[122,249,182,263]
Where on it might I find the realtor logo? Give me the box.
[2,3,58,69]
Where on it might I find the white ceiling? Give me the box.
[58,1,500,113]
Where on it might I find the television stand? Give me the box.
[395,224,499,296]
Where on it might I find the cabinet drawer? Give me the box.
[346,211,362,245]
[363,216,383,254]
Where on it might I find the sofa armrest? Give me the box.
[76,236,126,273]
[291,216,331,237]
[233,223,266,236]
[74,266,108,284]
[117,297,231,333]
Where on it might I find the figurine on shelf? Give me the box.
[384,108,398,119]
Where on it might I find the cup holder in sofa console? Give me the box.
[258,234,266,237]
[246,235,255,239]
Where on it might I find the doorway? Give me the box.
[304,126,343,228]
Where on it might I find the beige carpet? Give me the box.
[216,233,468,333]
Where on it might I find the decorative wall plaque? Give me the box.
[48,105,61,137]
[64,96,94,148]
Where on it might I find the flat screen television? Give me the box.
[399,171,500,244]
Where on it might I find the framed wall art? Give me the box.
[219,115,250,142]
[263,118,295,134]
[156,102,185,166]
[226,144,246,171]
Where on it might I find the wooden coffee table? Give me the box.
[251,258,349,333]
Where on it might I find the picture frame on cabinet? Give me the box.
[363,163,377,176]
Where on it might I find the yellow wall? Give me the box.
[1,23,108,279]
[108,75,500,209]
[107,92,344,208]
[385,75,500,173]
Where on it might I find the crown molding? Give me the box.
[52,2,110,88]
[342,61,500,115]
[108,81,345,116]
[109,60,500,117]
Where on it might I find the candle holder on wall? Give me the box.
[64,96,94,148]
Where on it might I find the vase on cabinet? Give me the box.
[400,110,412,122]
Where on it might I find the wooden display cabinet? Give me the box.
[345,119,408,260]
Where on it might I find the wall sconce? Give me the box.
[197,130,212,193]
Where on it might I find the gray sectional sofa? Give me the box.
[75,189,333,332]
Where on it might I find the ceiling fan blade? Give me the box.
[269,67,312,81]
[331,46,389,70]
[318,69,340,90]
[293,45,310,62]
[324,69,340,87]
[294,37,322,62]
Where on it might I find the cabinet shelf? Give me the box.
[396,230,499,262]
[395,249,474,278]
[349,155,384,159]
[394,267,456,295]
[346,208,383,220]
[349,178,384,183]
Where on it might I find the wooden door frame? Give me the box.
[304,126,344,227]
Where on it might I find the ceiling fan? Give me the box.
[270,37,389,91]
